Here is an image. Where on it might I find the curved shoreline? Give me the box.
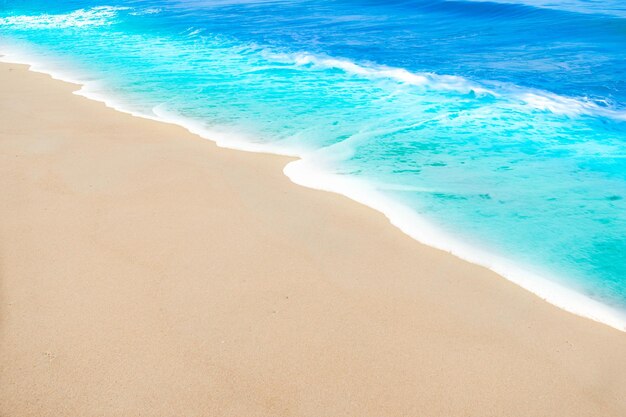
[1,48,624,332]
[2,60,626,417]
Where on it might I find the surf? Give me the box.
[2,1,625,330]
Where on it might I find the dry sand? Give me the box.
[1,62,625,417]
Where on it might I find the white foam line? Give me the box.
[516,91,626,121]
[265,50,494,96]
[265,51,626,121]
[0,47,301,158]
[284,159,626,332]
[2,48,625,332]
[0,6,128,29]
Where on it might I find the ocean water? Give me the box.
[1,0,625,329]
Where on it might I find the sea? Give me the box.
[1,0,625,330]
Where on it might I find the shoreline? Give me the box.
[2,47,625,331]
[2,61,626,416]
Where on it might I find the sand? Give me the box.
[0,62,625,417]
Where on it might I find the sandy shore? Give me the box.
[0,61,625,417]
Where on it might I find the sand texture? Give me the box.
[1,62,626,417]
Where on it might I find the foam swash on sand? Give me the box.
[2,0,626,329]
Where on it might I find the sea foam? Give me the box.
[2,45,625,332]
[2,3,626,332]
[0,6,127,29]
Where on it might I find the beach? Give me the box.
[1,61,625,416]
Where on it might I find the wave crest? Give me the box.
[261,50,626,120]
[0,6,128,29]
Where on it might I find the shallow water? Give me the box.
[1,0,625,329]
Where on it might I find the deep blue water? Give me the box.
[1,0,625,329]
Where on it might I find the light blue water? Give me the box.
[1,0,625,329]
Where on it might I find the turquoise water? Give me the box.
[1,1,625,329]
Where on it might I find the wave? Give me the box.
[509,88,626,121]
[284,157,626,331]
[3,5,626,121]
[2,43,625,332]
[264,51,492,95]
[262,50,626,121]
[0,44,303,157]
[0,6,128,29]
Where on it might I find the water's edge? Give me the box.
[3,50,625,332]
